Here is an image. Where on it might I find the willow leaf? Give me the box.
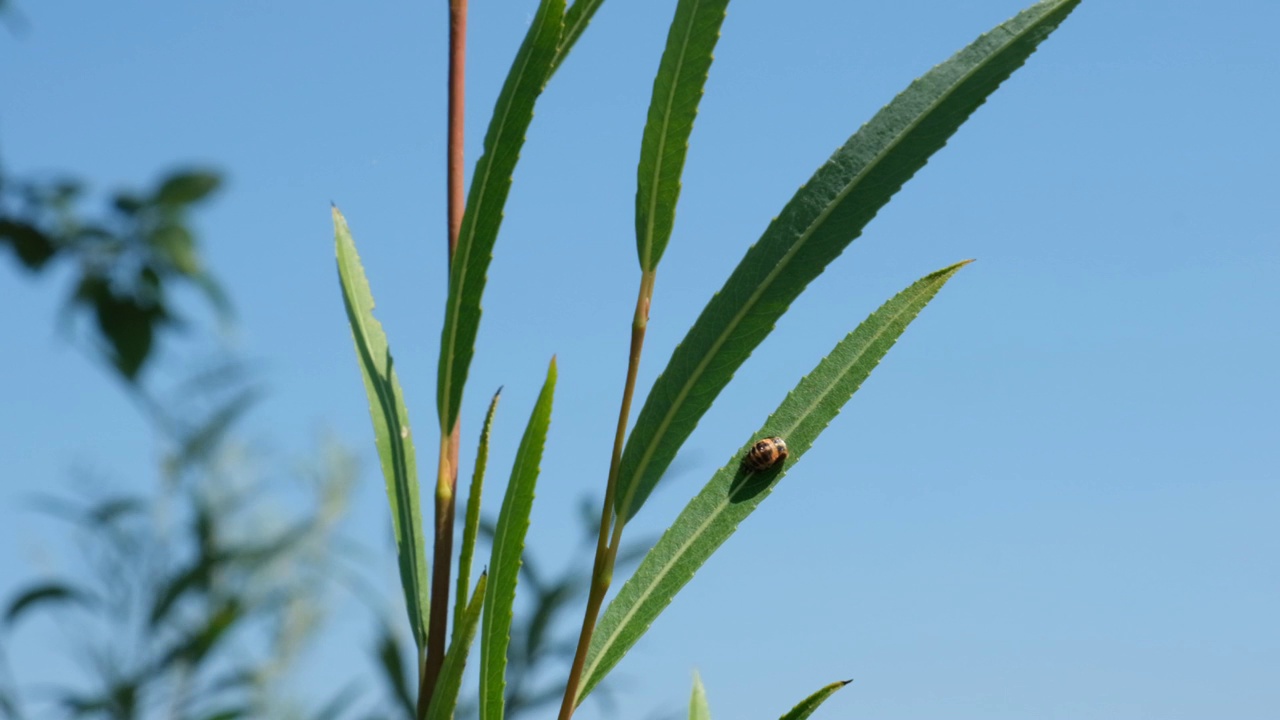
[778,680,851,720]
[426,574,488,720]
[614,0,1080,522]
[334,207,429,651]
[550,0,607,76]
[689,671,711,720]
[579,261,970,703]
[636,0,730,271]
[479,358,557,720]
[437,0,564,433]
[455,388,500,641]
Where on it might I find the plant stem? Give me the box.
[420,424,461,718]
[446,0,466,266]
[558,269,656,720]
[420,1,467,716]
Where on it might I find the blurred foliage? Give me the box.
[2,13,636,714]
[0,162,228,380]
[0,375,366,720]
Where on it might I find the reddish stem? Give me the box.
[419,1,466,717]
[446,0,466,266]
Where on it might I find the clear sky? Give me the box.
[3,1,1278,718]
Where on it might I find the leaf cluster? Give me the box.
[0,385,362,720]
[0,165,227,379]
[333,1,1083,718]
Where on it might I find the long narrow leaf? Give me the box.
[579,261,970,702]
[335,207,430,651]
[479,358,557,720]
[4,582,96,626]
[426,574,489,720]
[635,0,730,271]
[456,388,501,640]
[437,0,564,433]
[550,0,607,76]
[778,680,851,720]
[375,627,415,720]
[689,671,711,720]
[614,0,1081,522]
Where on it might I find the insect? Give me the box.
[742,436,788,472]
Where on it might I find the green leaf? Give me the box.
[437,0,564,434]
[635,0,730,271]
[375,627,415,720]
[550,0,606,76]
[4,582,96,626]
[614,0,1081,523]
[313,683,363,720]
[778,680,851,720]
[0,219,58,270]
[93,290,160,380]
[154,170,221,206]
[149,223,201,275]
[427,574,488,720]
[479,358,557,720]
[456,387,501,641]
[689,671,711,720]
[579,261,970,703]
[334,206,430,651]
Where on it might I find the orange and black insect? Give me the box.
[742,436,788,472]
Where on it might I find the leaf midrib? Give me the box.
[479,414,541,718]
[589,294,920,687]
[617,19,1018,519]
[639,0,705,270]
[441,15,546,428]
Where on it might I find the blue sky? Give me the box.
[3,1,1278,718]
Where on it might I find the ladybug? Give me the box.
[742,436,788,472]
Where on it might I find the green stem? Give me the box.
[558,270,655,720]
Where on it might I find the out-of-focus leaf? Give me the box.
[334,206,430,651]
[0,219,57,270]
[614,0,1081,523]
[456,388,501,640]
[4,582,97,626]
[778,680,850,720]
[150,223,200,275]
[427,573,487,720]
[94,291,160,380]
[154,170,221,206]
[59,693,112,717]
[0,688,22,719]
[579,262,970,702]
[193,272,235,321]
[157,599,242,669]
[312,682,363,720]
[150,560,213,627]
[376,627,415,720]
[634,0,729,271]
[479,359,556,720]
[87,496,145,526]
[197,710,248,720]
[689,671,710,720]
[172,387,261,470]
[112,192,146,216]
[436,0,564,434]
